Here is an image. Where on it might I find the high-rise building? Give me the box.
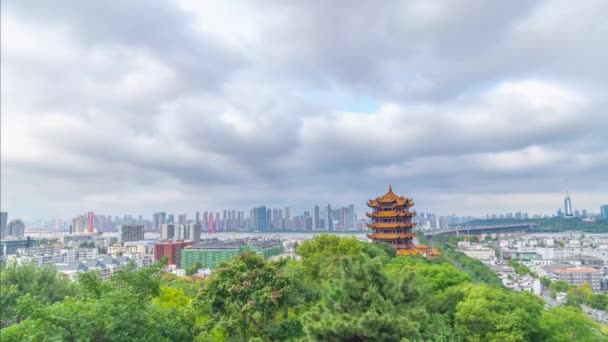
[87,211,94,233]
[72,215,87,234]
[564,194,573,217]
[158,212,166,226]
[326,204,333,231]
[6,219,25,238]
[256,206,268,232]
[601,205,608,220]
[202,211,209,229]
[119,224,144,242]
[178,214,187,225]
[313,205,320,230]
[348,204,355,229]
[161,223,176,240]
[167,214,175,223]
[0,212,7,239]
[153,213,160,230]
[189,222,202,243]
[195,211,200,223]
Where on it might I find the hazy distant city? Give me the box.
[2,193,606,237]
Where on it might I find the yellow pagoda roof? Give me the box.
[367,185,414,207]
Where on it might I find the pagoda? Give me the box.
[366,185,430,256]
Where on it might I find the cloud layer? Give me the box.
[2,0,607,219]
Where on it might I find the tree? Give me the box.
[454,285,544,341]
[295,234,364,280]
[185,262,203,276]
[0,263,76,328]
[587,293,608,311]
[198,252,290,341]
[303,255,426,341]
[566,282,592,307]
[549,280,571,299]
[540,306,605,341]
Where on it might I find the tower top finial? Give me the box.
[388,184,392,192]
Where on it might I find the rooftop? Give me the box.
[553,268,599,273]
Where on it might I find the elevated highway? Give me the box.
[423,222,539,238]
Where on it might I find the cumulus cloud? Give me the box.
[1,0,607,219]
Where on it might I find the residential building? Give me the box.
[161,223,175,240]
[6,219,25,238]
[153,240,191,266]
[119,224,144,243]
[552,267,601,291]
[1,237,35,256]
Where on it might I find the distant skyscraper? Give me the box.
[348,204,355,229]
[87,211,94,233]
[158,212,166,226]
[153,213,160,230]
[564,194,573,217]
[601,205,608,220]
[208,213,215,234]
[256,206,268,232]
[195,211,200,223]
[327,204,333,231]
[0,212,7,239]
[167,214,175,223]
[178,213,187,225]
[314,205,320,230]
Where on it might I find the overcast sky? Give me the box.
[1,0,607,220]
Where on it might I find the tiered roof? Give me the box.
[367,185,414,207]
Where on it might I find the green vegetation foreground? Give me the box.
[1,234,606,341]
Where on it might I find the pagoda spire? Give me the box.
[388,184,392,192]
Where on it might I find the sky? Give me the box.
[1,0,607,220]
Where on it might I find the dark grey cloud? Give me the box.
[1,1,607,219]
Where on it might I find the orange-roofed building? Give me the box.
[551,267,600,291]
[366,186,439,257]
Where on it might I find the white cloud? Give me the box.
[1,0,606,219]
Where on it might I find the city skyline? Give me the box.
[2,1,607,219]
[1,190,606,224]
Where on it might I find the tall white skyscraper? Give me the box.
[564,194,573,217]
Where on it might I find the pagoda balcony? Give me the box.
[367,233,416,240]
[365,211,416,218]
[366,222,417,229]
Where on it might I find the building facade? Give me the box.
[119,224,145,242]
[552,267,601,291]
[6,219,25,238]
[153,240,191,266]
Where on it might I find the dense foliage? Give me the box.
[1,234,605,341]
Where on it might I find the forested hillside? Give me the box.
[1,235,605,341]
